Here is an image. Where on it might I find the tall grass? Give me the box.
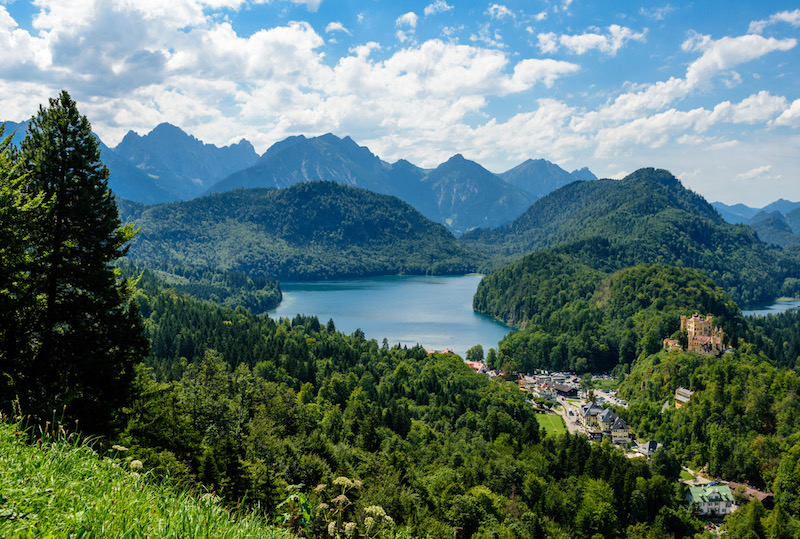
[0,420,292,538]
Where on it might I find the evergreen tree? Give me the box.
[16,91,148,433]
[0,126,46,407]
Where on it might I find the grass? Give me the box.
[0,420,292,539]
[592,378,620,391]
[680,469,695,481]
[535,413,568,436]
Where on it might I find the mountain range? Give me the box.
[206,133,589,233]
[3,120,596,233]
[712,199,800,247]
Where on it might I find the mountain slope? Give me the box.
[114,123,258,200]
[207,134,535,234]
[711,201,759,224]
[748,211,800,248]
[499,158,596,198]
[121,182,479,280]
[422,154,534,232]
[463,168,799,305]
[208,133,397,194]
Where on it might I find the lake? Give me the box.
[742,298,800,317]
[267,274,514,358]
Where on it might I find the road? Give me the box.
[555,396,584,435]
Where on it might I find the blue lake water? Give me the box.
[743,298,800,317]
[267,274,514,358]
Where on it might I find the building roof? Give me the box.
[611,416,628,430]
[688,485,734,504]
[580,403,603,417]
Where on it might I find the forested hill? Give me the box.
[463,168,800,306]
[474,256,745,373]
[120,181,479,280]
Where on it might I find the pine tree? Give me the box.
[18,91,148,433]
[0,126,46,407]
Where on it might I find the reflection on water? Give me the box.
[743,298,800,317]
[268,275,513,358]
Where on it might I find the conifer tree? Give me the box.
[0,126,46,406]
[17,91,148,433]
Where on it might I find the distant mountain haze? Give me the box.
[499,158,597,198]
[113,122,259,200]
[208,133,540,233]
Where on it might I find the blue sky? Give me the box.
[1,1,799,206]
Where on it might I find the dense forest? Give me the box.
[121,263,282,313]
[119,181,480,281]
[474,253,744,374]
[121,271,704,538]
[464,168,800,306]
[617,345,800,493]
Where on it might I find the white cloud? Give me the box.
[533,11,547,22]
[773,98,800,127]
[592,33,797,126]
[286,0,323,12]
[325,21,350,35]
[486,4,514,20]
[424,0,452,17]
[639,5,674,21]
[537,25,646,56]
[395,11,417,42]
[395,12,418,28]
[470,22,505,48]
[736,165,774,181]
[705,91,787,126]
[748,9,800,34]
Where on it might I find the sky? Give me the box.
[1,1,799,206]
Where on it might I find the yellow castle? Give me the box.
[681,314,724,355]
[663,313,725,355]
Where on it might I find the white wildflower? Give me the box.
[333,476,354,488]
[365,505,386,518]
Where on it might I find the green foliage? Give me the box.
[110,273,700,537]
[124,263,282,313]
[475,256,744,373]
[0,92,148,434]
[746,308,800,369]
[464,168,799,306]
[120,181,480,281]
[0,420,292,538]
[618,347,800,493]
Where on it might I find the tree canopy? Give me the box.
[0,91,148,433]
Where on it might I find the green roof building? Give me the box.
[687,484,735,517]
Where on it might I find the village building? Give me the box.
[518,375,558,401]
[465,360,487,374]
[675,387,695,409]
[579,403,630,443]
[687,484,736,517]
[552,383,577,398]
[726,481,775,510]
[636,440,662,456]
